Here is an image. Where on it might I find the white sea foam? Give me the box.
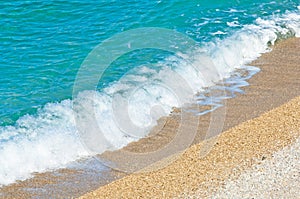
[211,31,227,35]
[0,100,89,185]
[0,9,299,186]
[227,21,240,27]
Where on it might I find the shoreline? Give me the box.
[1,37,299,198]
[80,37,300,198]
[81,96,300,198]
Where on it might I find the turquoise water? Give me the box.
[1,0,299,125]
[0,1,299,185]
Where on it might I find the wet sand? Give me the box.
[0,38,299,198]
[80,38,300,198]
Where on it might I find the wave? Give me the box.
[0,8,299,186]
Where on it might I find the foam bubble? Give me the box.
[211,31,227,35]
[227,21,240,27]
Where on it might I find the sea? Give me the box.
[0,0,300,186]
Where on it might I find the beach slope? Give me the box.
[80,38,300,198]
